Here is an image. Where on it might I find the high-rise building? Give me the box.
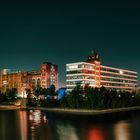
[0,62,58,97]
[66,51,137,91]
[41,62,58,89]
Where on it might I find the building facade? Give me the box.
[0,71,28,97]
[41,62,58,89]
[66,51,137,91]
[0,62,58,97]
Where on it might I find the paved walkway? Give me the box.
[0,105,21,110]
[0,105,140,115]
[26,106,140,115]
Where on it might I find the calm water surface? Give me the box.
[0,110,140,140]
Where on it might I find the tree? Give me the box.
[34,86,43,97]
[47,85,56,96]
[7,88,18,100]
[135,90,140,106]
[84,84,95,109]
[64,83,83,109]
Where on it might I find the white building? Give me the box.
[66,51,137,91]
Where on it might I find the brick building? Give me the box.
[0,62,58,97]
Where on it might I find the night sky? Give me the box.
[0,0,140,87]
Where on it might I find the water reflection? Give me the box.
[86,127,104,140]
[18,111,28,140]
[18,110,48,140]
[29,110,48,125]
[0,111,21,140]
[114,121,131,140]
[131,115,140,140]
[1,110,140,140]
[56,122,79,140]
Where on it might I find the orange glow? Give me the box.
[87,127,104,140]
[94,61,101,87]
[114,121,131,140]
[19,111,28,140]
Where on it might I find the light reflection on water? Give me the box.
[114,121,131,140]
[86,127,105,140]
[56,123,79,140]
[29,110,48,140]
[29,110,47,124]
[19,111,28,140]
[0,110,140,140]
[18,110,48,140]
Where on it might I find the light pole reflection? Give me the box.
[114,121,131,140]
[28,110,48,140]
[86,127,104,140]
[56,122,79,140]
[18,111,28,140]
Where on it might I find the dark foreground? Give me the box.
[0,109,140,140]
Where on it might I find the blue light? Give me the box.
[57,88,67,100]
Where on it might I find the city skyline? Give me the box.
[0,52,138,88]
[0,1,140,86]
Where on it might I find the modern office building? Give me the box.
[66,51,137,91]
[0,62,58,97]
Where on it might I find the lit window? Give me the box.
[68,65,78,69]
[120,70,123,74]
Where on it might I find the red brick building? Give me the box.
[0,62,58,97]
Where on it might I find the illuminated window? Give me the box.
[120,70,123,74]
[68,65,78,69]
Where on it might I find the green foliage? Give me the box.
[26,85,58,107]
[135,90,140,106]
[0,88,18,105]
[59,84,138,109]
[66,85,83,109]
[25,83,140,109]
[6,88,18,100]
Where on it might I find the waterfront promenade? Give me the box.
[0,105,21,110]
[0,105,140,115]
[26,106,140,115]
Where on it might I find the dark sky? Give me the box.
[0,0,140,86]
